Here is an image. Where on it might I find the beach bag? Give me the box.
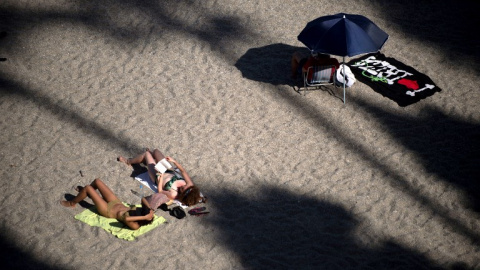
[336,64,356,87]
[170,206,186,219]
[144,193,170,210]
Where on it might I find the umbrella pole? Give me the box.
[343,56,346,104]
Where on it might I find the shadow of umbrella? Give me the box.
[235,43,308,87]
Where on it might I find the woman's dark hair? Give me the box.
[140,205,150,216]
[139,204,154,226]
[177,186,206,206]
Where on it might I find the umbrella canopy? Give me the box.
[297,13,389,103]
[297,13,389,57]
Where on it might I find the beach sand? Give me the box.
[1,0,479,269]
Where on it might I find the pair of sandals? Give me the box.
[188,207,209,217]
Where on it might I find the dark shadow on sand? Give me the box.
[205,186,453,269]
[0,31,6,61]
[0,227,64,270]
[356,99,480,212]
[375,0,480,73]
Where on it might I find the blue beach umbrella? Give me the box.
[298,13,389,103]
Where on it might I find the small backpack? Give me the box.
[336,64,356,87]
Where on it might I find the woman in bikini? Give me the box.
[60,178,154,230]
[118,148,206,206]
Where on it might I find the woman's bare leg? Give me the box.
[90,178,119,203]
[118,148,166,183]
[152,149,166,163]
[118,150,149,166]
[145,151,158,183]
[60,179,118,216]
[60,185,89,207]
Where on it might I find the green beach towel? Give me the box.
[74,204,167,241]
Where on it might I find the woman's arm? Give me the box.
[166,156,194,188]
[125,209,154,222]
[157,173,165,191]
[120,201,154,230]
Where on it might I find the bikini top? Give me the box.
[161,170,185,191]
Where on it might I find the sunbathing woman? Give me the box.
[118,148,206,206]
[60,178,154,230]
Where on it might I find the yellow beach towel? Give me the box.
[74,204,166,241]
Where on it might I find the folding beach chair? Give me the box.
[299,65,337,95]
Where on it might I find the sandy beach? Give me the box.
[1,0,479,269]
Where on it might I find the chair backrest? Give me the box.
[305,65,336,85]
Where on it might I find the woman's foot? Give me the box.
[117,156,130,166]
[60,200,75,208]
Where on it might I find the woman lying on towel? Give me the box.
[60,178,154,230]
[118,148,206,207]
